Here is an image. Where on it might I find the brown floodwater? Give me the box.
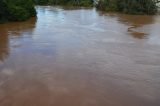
[0,6,160,106]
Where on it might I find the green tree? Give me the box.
[97,0,158,15]
[0,0,36,23]
[0,0,9,23]
[34,0,93,6]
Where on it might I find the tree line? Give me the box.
[0,0,158,23]
[96,0,158,15]
[34,0,93,7]
[0,0,93,23]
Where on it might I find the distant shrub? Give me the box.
[34,0,93,7]
[97,0,158,15]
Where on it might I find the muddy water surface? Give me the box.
[0,6,160,106]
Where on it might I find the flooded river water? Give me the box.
[0,6,160,106]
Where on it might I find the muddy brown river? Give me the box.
[0,6,160,106]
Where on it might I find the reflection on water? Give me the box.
[0,32,9,61]
[117,14,155,39]
[0,18,36,62]
[127,26,148,39]
[0,6,160,106]
[98,12,156,39]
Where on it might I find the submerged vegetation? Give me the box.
[0,0,36,23]
[96,0,158,15]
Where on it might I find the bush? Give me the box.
[97,0,158,15]
[0,0,9,23]
[34,0,93,7]
[8,6,29,21]
[79,0,93,7]
[0,0,36,23]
